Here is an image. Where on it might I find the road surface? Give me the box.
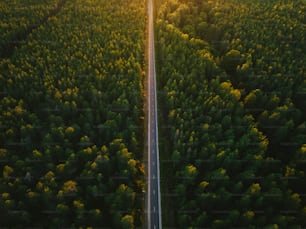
[147,0,162,228]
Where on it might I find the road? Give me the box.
[147,0,162,228]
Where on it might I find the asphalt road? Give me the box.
[147,0,162,228]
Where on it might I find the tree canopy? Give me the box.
[156,0,306,227]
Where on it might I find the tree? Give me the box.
[121,214,134,229]
[221,49,244,75]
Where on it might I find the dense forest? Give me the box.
[1,0,305,227]
[0,0,146,227]
[156,0,306,227]
[0,0,63,58]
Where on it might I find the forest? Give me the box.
[0,0,146,227]
[155,0,306,227]
[1,0,305,227]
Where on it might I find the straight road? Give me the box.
[147,0,162,228]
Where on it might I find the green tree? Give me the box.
[221,49,244,75]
